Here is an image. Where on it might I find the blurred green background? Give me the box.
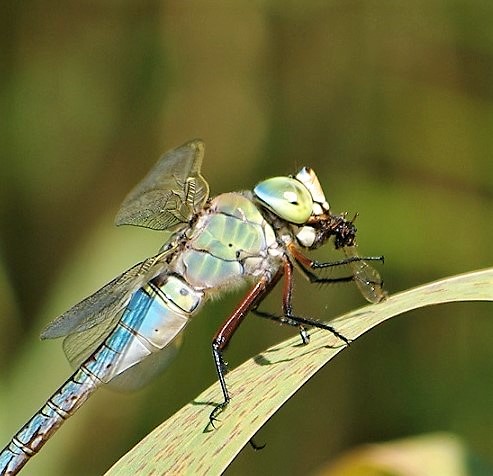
[1,1,493,475]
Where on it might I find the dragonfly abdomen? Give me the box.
[0,276,203,473]
[102,277,200,386]
[0,366,100,474]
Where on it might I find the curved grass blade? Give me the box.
[105,267,493,476]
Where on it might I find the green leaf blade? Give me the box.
[105,268,493,475]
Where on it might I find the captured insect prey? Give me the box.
[0,139,385,475]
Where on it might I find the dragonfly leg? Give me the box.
[210,271,282,426]
[253,257,351,345]
[288,244,383,286]
[281,257,310,344]
[252,308,350,345]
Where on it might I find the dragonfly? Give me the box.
[0,139,385,475]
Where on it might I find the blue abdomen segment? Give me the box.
[0,274,201,472]
[85,275,199,383]
[0,366,99,474]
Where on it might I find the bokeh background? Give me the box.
[1,2,493,475]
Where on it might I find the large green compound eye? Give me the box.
[253,176,313,224]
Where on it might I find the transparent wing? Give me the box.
[41,248,175,367]
[107,334,184,391]
[115,139,209,230]
[63,317,118,369]
[343,246,387,303]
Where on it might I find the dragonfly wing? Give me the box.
[41,249,175,366]
[343,246,386,303]
[62,316,119,368]
[41,266,139,340]
[115,139,209,230]
[107,333,185,391]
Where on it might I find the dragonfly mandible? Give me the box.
[0,139,385,475]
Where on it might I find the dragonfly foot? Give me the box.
[299,326,310,345]
[209,400,230,429]
[331,329,350,345]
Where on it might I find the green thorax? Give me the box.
[173,192,278,291]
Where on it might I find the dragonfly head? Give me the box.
[253,167,331,222]
[293,167,361,250]
[253,175,314,225]
[254,166,356,249]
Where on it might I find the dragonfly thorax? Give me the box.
[172,192,281,295]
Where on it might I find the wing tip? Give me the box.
[40,326,58,340]
[187,138,205,155]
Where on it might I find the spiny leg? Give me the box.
[288,244,383,289]
[208,248,372,425]
[252,308,351,346]
[253,256,351,345]
[210,270,282,426]
[281,255,309,344]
